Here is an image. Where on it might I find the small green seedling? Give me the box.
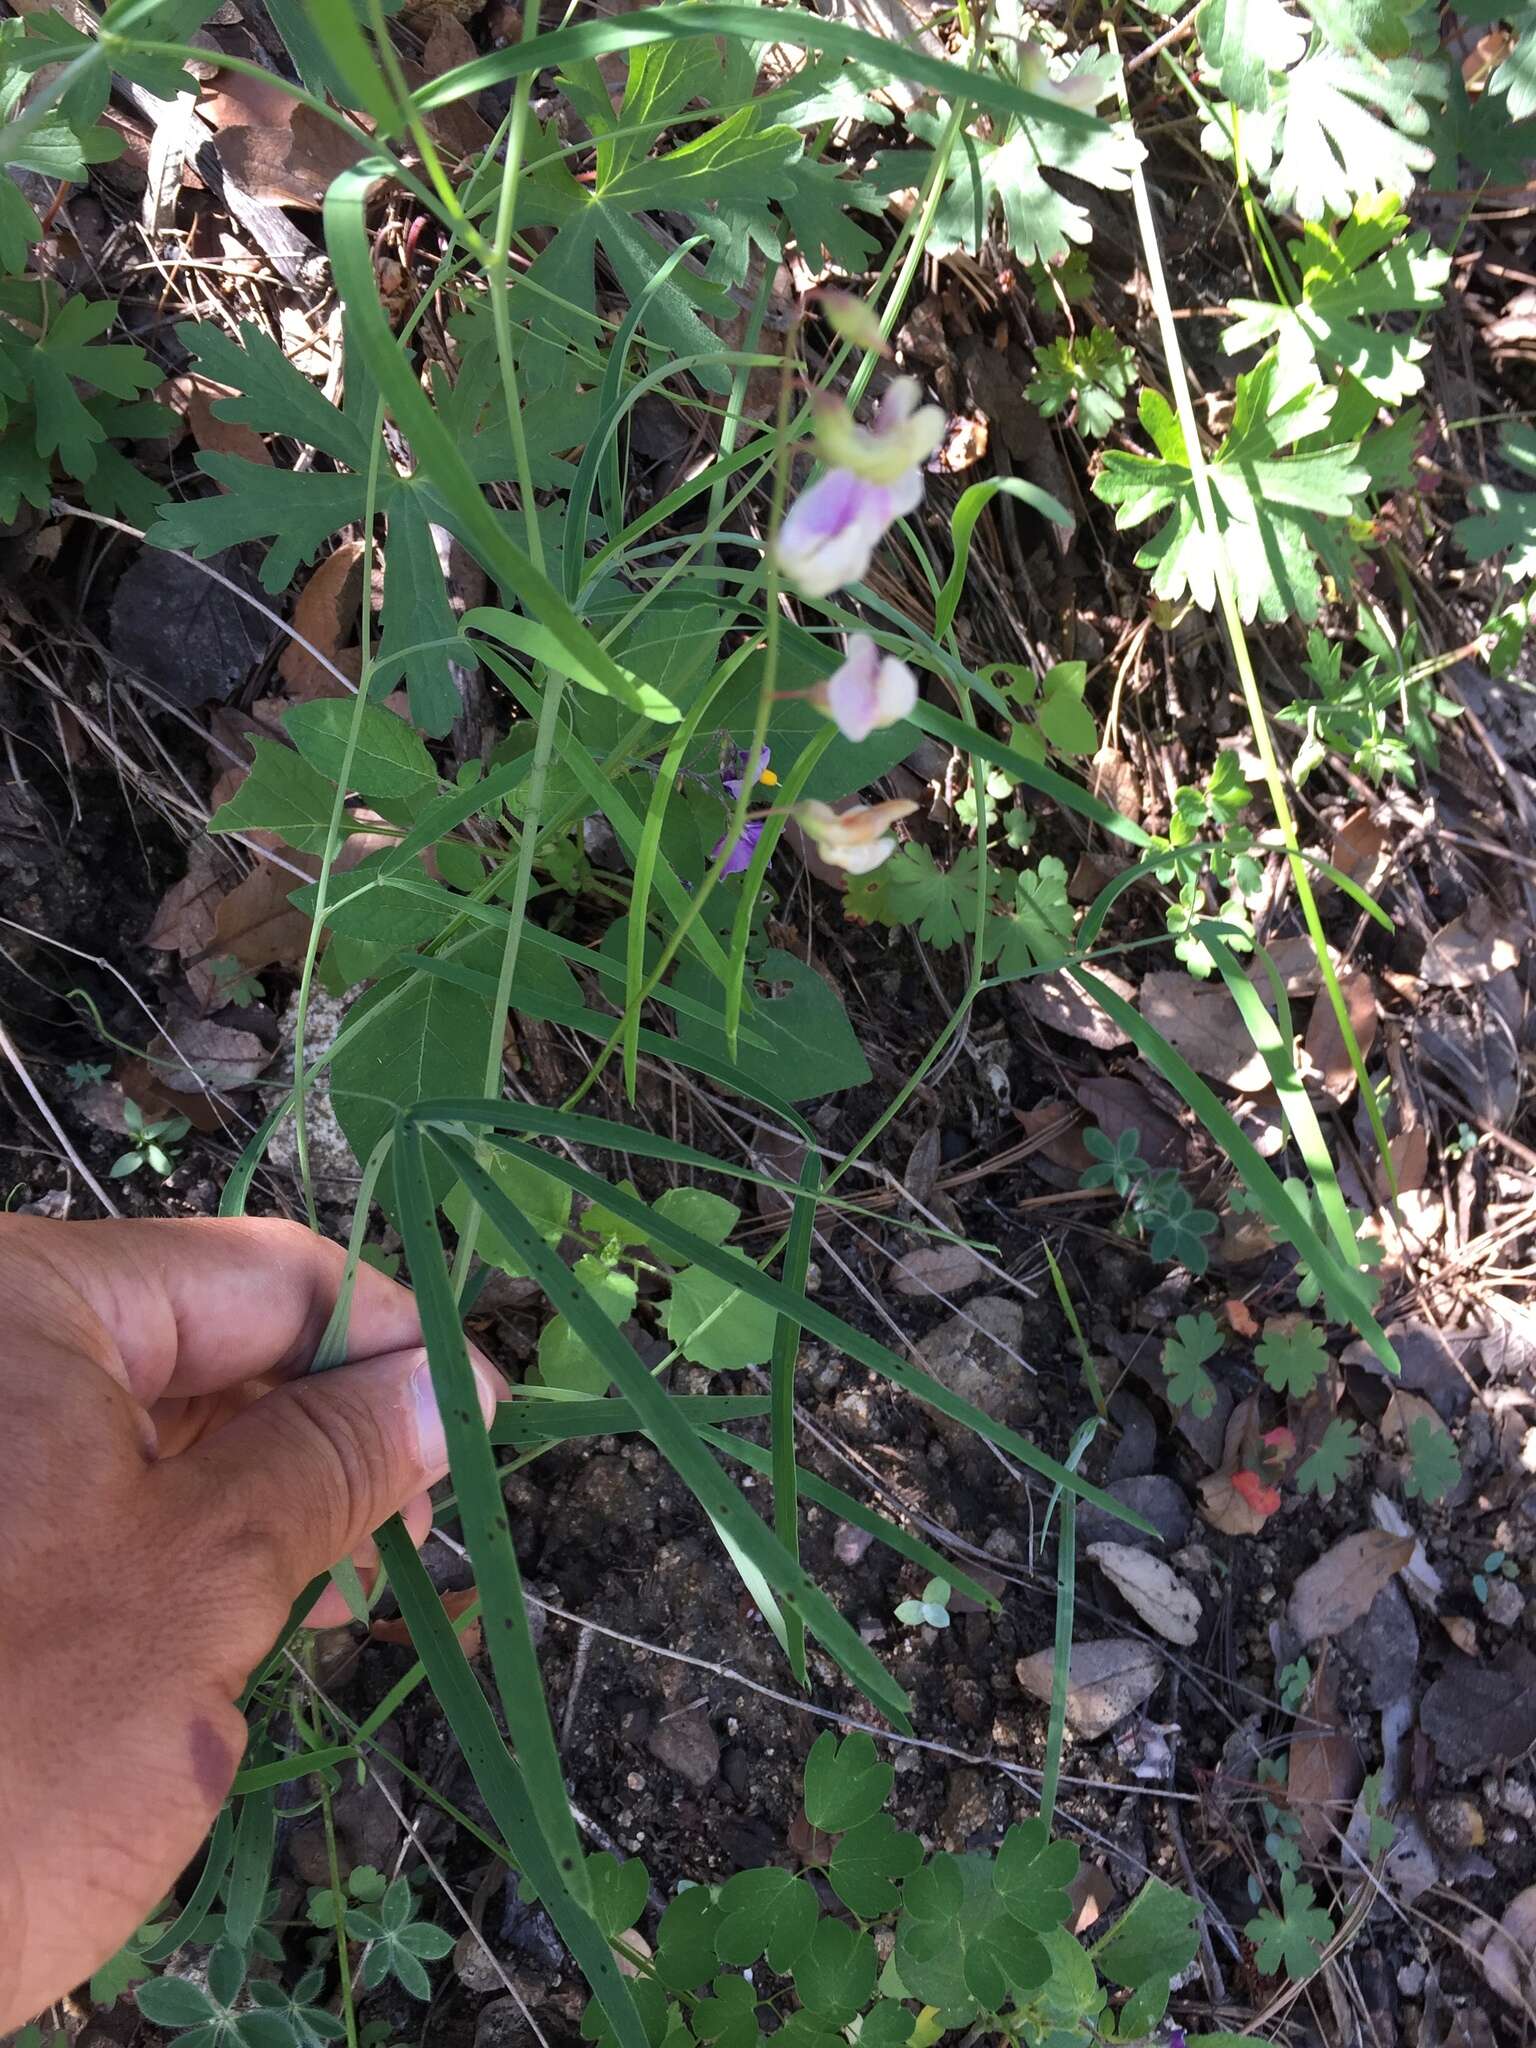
[136,1941,344,2048]
[1474,1551,1518,1604]
[341,1875,455,2000]
[65,1059,110,1086]
[209,955,266,1005]
[895,1577,951,1629]
[1276,1657,1311,1712]
[109,1098,191,1180]
[1403,1414,1461,1503]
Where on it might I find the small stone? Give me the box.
[1106,1391,1156,1482]
[1425,1797,1486,1853]
[1500,1777,1536,1821]
[647,1706,720,1789]
[1340,1577,1419,1709]
[915,1295,1039,1436]
[939,1767,994,1847]
[1485,1578,1526,1628]
[475,1997,540,2048]
[456,1929,505,1995]
[1397,1961,1426,1997]
[1078,1476,1192,1554]
[834,1522,875,1567]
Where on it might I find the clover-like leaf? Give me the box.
[1296,1417,1360,1500]
[994,1819,1079,1932]
[714,1867,818,1972]
[829,1814,925,1918]
[1162,1313,1221,1417]
[1255,1315,1329,1398]
[1245,1879,1333,1980]
[804,1730,893,1833]
[1403,1414,1461,1502]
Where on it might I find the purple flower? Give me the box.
[772,377,947,599]
[712,746,774,876]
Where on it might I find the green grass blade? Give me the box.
[420,1105,1151,1529]
[935,478,1071,640]
[698,1427,999,1612]
[771,1141,821,1686]
[427,1125,914,1726]
[1205,927,1362,1274]
[491,1393,771,1444]
[141,1806,236,1964]
[392,1116,594,1907]
[223,1787,276,1950]
[375,1518,648,2048]
[1067,964,1398,1369]
[231,1745,357,1796]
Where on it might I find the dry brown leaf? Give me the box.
[1088,748,1141,821]
[214,102,370,209]
[1289,1530,1416,1642]
[890,1242,985,1298]
[409,14,492,157]
[1139,972,1271,1091]
[1198,1393,1272,1536]
[1254,934,1339,996]
[1086,1542,1201,1646]
[1287,1662,1362,1855]
[1482,1882,1536,2008]
[1442,1614,1479,1656]
[1421,897,1524,987]
[1076,1073,1186,1170]
[154,1019,269,1094]
[167,373,273,469]
[1017,968,1135,1049]
[1067,1865,1116,1934]
[1225,1298,1260,1340]
[213,862,313,973]
[372,1585,482,1659]
[1015,1100,1093,1177]
[1301,969,1378,1103]
[112,1053,226,1135]
[1328,808,1392,896]
[1016,1638,1164,1739]
[279,540,365,698]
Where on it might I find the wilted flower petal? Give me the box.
[813,375,947,486]
[796,796,917,871]
[816,634,919,743]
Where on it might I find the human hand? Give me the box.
[0,1215,502,2029]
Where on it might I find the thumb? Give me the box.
[159,1345,501,1607]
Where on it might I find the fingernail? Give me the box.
[411,1357,499,1474]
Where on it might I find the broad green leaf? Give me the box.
[993,1820,1078,1932]
[1162,1312,1221,1417]
[713,1867,818,1972]
[586,1853,650,1940]
[1296,1417,1360,1499]
[283,700,437,800]
[1094,352,1369,623]
[1245,1880,1332,1979]
[673,948,870,1103]
[1255,1315,1328,1397]
[1403,1413,1460,1501]
[984,857,1074,977]
[1224,194,1451,404]
[881,61,1141,268]
[207,738,340,855]
[1197,0,1306,107]
[135,1979,220,2028]
[655,1885,729,1992]
[896,1854,1048,2023]
[1203,42,1446,220]
[446,1147,573,1279]
[804,1730,892,1831]
[653,1186,739,1246]
[847,844,981,948]
[1456,425,1536,579]
[1091,1875,1200,1990]
[828,1815,924,1918]
[795,1919,877,2022]
[662,1261,778,1370]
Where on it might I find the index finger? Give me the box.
[0,1215,428,1404]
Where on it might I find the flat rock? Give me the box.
[1339,1576,1419,1709]
[1106,1390,1155,1481]
[916,1294,1038,1433]
[1078,1475,1192,1553]
[1016,1638,1164,1739]
[647,1705,720,1789]
[1421,1647,1536,1776]
[109,543,267,708]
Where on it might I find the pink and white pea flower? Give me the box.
[772,377,947,599]
[795,796,918,874]
[815,633,919,743]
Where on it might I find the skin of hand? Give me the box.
[0,1214,504,2031]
